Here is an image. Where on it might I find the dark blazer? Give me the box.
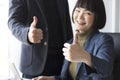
[55,30,114,80]
[8,0,73,75]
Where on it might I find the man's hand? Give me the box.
[28,16,43,43]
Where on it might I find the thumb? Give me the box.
[30,16,38,28]
[73,30,79,44]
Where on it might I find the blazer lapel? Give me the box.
[61,60,70,77]
[76,62,82,75]
[34,0,48,27]
[35,0,44,13]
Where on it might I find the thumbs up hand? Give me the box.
[62,30,91,64]
[28,16,43,43]
[72,30,79,45]
[62,30,81,62]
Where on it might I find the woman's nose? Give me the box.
[77,13,84,20]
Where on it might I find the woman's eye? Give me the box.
[85,12,92,15]
[75,9,80,13]
[87,12,91,15]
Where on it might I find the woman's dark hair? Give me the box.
[72,0,106,29]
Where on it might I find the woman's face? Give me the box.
[73,7,95,33]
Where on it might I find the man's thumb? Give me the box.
[31,16,38,28]
[73,30,79,44]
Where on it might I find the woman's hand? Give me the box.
[32,76,55,80]
[62,31,92,67]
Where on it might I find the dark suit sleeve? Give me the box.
[8,0,30,45]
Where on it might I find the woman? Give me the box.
[32,0,114,80]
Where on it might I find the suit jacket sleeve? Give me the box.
[8,0,30,45]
